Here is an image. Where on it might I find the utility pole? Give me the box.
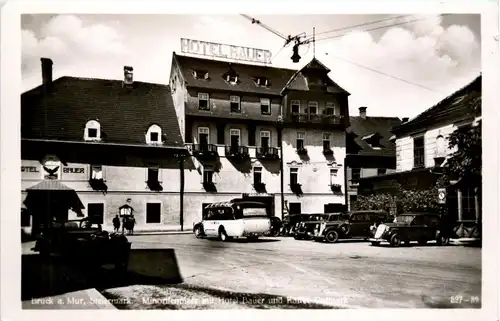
[313,27,316,58]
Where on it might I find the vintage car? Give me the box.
[369,212,455,247]
[313,210,391,243]
[281,213,311,236]
[32,217,131,271]
[193,200,279,241]
[294,213,340,240]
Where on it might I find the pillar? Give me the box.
[457,189,463,221]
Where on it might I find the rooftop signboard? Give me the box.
[181,38,272,64]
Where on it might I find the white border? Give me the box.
[1,1,498,321]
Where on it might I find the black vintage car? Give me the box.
[313,210,391,243]
[32,217,131,271]
[294,213,342,240]
[369,212,455,247]
[281,213,310,236]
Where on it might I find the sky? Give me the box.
[21,13,481,119]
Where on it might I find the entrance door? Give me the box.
[88,203,104,224]
[198,127,209,149]
[324,203,345,213]
[230,129,240,153]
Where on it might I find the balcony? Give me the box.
[289,113,342,125]
[256,147,280,160]
[192,144,218,160]
[225,145,249,159]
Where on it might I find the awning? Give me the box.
[24,180,85,217]
[26,180,74,191]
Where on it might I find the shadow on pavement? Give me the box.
[204,238,281,244]
[22,249,183,301]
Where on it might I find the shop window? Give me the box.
[87,203,104,224]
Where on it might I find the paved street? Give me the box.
[104,234,481,309]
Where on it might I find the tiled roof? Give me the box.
[392,75,481,135]
[173,52,298,96]
[281,58,350,95]
[346,116,402,157]
[21,77,185,147]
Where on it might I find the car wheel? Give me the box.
[418,239,427,245]
[219,228,228,242]
[370,241,380,246]
[436,234,450,246]
[404,240,411,246]
[194,226,203,239]
[390,234,401,247]
[325,230,339,243]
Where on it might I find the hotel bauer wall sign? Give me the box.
[181,38,272,64]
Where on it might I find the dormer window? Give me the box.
[255,77,269,87]
[146,124,162,145]
[193,69,209,80]
[362,133,383,150]
[84,120,101,141]
[223,69,239,85]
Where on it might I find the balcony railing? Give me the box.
[289,113,342,125]
[225,145,249,158]
[192,144,218,158]
[256,147,280,160]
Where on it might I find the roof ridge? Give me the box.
[174,52,298,72]
[60,76,169,87]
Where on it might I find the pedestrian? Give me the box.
[112,214,121,233]
[122,215,128,235]
[129,214,136,235]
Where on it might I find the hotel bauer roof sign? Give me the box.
[181,38,272,64]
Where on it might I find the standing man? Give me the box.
[122,215,128,235]
[129,214,136,235]
[112,214,121,233]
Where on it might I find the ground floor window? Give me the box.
[146,203,162,223]
[349,195,358,210]
[289,202,301,214]
[462,187,476,220]
[87,203,104,224]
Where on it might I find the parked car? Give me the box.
[369,212,455,247]
[32,217,131,272]
[313,210,391,243]
[294,213,344,240]
[193,200,275,241]
[281,213,310,236]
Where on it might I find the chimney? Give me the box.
[359,106,367,119]
[402,117,409,123]
[41,58,53,89]
[123,66,134,86]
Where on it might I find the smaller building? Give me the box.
[358,75,481,238]
[345,107,401,210]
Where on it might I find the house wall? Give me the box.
[169,59,187,141]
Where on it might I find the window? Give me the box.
[377,168,387,176]
[84,120,101,141]
[193,69,209,80]
[413,136,425,168]
[351,168,361,181]
[296,132,305,150]
[255,77,269,87]
[87,203,104,224]
[253,167,262,185]
[225,73,239,85]
[462,187,476,220]
[198,93,210,110]
[308,101,318,115]
[289,202,301,214]
[329,168,337,184]
[146,203,161,223]
[230,96,241,113]
[260,131,270,148]
[436,135,446,158]
[349,195,358,208]
[203,167,213,184]
[323,133,331,150]
[260,98,271,115]
[90,165,103,180]
[230,129,240,147]
[290,168,299,185]
[198,127,210,145]
[146,124,162,144]
[291,100,300,114]
[325,102,335,115]
[148,168,159,183]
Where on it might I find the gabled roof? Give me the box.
[392,75,481,136]
[281,57,350,95]
[346,116,402,157]
[21,77,185,147]
[173,52,297,96]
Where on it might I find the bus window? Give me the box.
[241,207,267,218]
